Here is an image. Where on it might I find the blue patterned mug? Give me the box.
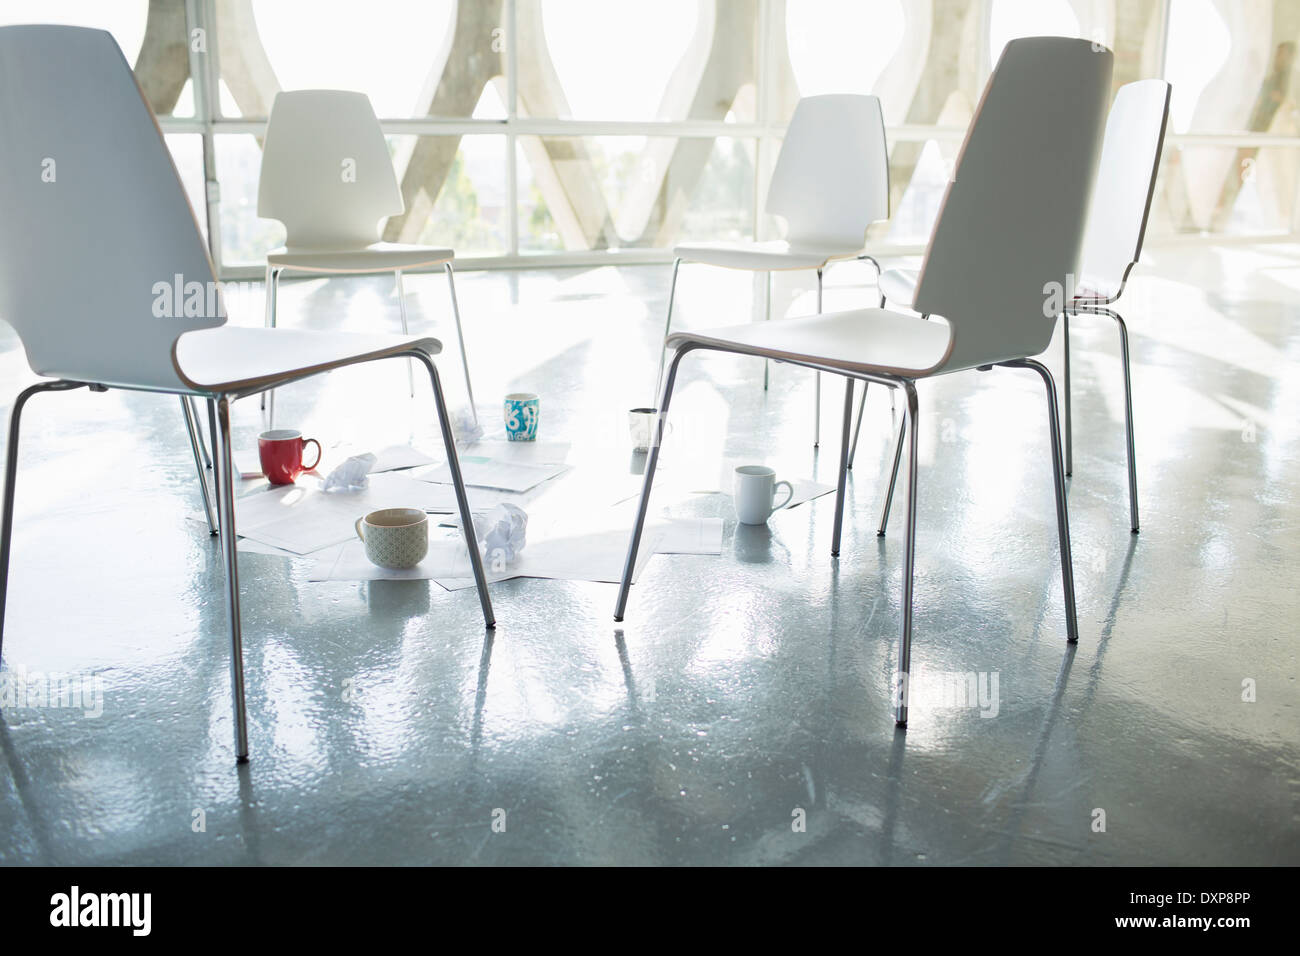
[504,393,540,441]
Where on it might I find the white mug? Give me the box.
[628,407,672,452]
[733,466,794,525]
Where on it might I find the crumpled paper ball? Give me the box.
[468,503,528,567]
[322,452,376,492]
[451,406,484,445]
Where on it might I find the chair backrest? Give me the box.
[1077,79,1171,300]
[765,94,889,250]
[257,90,404,250]
[0,25,223,392]
[912,37,1112,373]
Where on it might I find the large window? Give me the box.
[7,0,1299,275]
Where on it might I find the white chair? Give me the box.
[257,89,478,426]
[617,38,1113,727]
[659,94,890,447]
[876,80,1171,533]
[0,26,495,764]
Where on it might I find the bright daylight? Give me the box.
[0,0,1294,919]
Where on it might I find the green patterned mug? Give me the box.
[355,508,428,570]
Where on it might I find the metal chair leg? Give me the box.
[831,378,854,556]
[878,407,906,536]
[441,264,478,424]
[449,261,486,426]
[410,350,494,628]
[895,381,920,727]
[260,266,281,415]
[846,383,868,469]
[395,269,415,398]
[444,263,479,426]
[1070,303,1139,532]
[652,257,682,405]
[212,395,250,762]
[0,381,86,661]
[182,396,217,535]
[763,270,771,391]
[1112,309,1139,533]
[1062,311,1072,476]
[877,289,896,415]
[185,396,212,470]
[813,268,823,448]
[207,398,221,483]
[616,345,692,621]
[1003,359,1079,643]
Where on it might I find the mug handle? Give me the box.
[772,480,794,511]
[301,438,322,471]
[354,517,366,543]
[648,418,673,446]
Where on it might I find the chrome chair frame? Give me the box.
[1,349,494,763]
[261,261,475,430]
[654,253,887,451]
[874,297,1140,537]
[1061,295,1139,532]
[616,342,1077,726]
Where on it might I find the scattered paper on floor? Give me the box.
[417,457,570,493]
[309,527,664,589]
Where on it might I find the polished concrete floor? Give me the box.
[0,245,1297,865]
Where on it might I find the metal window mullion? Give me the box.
[506,0,519,257]
[195,0,1300,268]
[754,0,772,241]
[183,0,223,274]
[1156,0,1172,80]
[978,0,993,83]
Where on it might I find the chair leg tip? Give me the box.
[236,754,249,764]
[894,718,907,729]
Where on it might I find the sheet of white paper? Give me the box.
[237,537,302,557]
[419,457,570,493]
[610,478,833,510]
[310,528,662,588]
[651,518,724,554]
[237,508,360,555]
[220,473,459,555]
[235,455,270,480]
[370,445,436,472]
[786,479,835,508]
[460,440,571,464]
[310,538,476,583]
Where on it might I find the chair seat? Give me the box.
[673,240,858,272]
[879,266,1121,314]
[175,327,441,395]
[1071,281,1121,304]
[666,307,952,378]
[267,242,455,274]
[879,268,919,307]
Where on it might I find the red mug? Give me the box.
[258,429,321,485]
